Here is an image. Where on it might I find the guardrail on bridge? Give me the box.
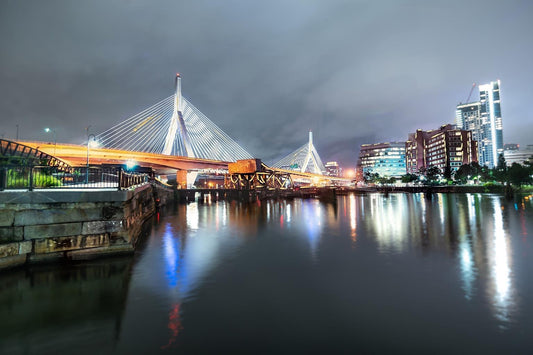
[0,165,150,191]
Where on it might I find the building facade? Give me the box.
[324,161,341,177]
[504,144,533,165]
[406,124,478,174]
[456,80,503,168]
[357,142,406,178]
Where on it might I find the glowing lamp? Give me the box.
[126,160,137,170]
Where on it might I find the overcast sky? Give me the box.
[1,0,532,166]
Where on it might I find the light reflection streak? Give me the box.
[302,200,322,256]
[222,202,227,227]
[163,224,179,288]
[367,194,407,253]
[467,194,476,226]
[458,234,475,300]
[215,202,220,230]
[488,197,514,324]
[161,202,246,348]
[519,208,527,237]
[161,303,183,350]
[437,194,445,231]
[419,193,427,226]
[186,203,199,230]
[349,194,357,243]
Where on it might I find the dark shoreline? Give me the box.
[339,185,529,194]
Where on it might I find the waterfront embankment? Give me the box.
[0,182,174,270]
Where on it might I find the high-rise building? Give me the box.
[456,80,503,168]
[357,142,406,178]
[406,125,478,174]
[325,161,341,177]
[406,124,478,174]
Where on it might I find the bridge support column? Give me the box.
[177,170,188,189]
[187,172,198,189]
[177,170,198,189]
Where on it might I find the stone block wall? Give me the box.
[0,183,164,270]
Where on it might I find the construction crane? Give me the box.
[465,82,476,103]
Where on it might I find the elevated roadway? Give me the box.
[20,141,229,174]
[20,141,351,184]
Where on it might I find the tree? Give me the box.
[419,165,441,185]
[508,163,532,188]
[493,153,508,184]
[379,176,396,185]
[401,173,418,184]
[363,170,380,184]
[443,165,453,180]
[455,162,484,184]
[455,163,474,184]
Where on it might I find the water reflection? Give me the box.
[155,202,246,348]
[4,193,530,353]
[301,200,323,255]
[365,194,409,253]
[0,258,133,354]
[487,197,514,324]
[349,194,357,243]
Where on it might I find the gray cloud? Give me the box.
[1,0,532,167]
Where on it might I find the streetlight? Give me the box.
[44,127,56,155]
[86,126,98,184]
[87,134,96,164]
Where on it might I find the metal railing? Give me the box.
[0,165,150,191]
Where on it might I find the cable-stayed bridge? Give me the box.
[96,74,252,162]
[16,74,349,187]
[273,131,326,175]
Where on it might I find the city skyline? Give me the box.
[1,1,532,167]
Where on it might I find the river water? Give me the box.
[1,192,532,354]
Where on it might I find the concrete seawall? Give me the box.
[0,183,174,270]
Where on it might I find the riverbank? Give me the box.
[342,184,533,194]
[0,182,175,270]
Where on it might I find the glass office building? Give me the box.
[456,80,503,168]
[358,142,406,178]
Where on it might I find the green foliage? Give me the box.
[363,170,397,185]
[508,163,532,188]
[6,169,28,188]
[493,154,508,184]
[0,156,34,166]
[482,181,503,193]
[455,163,480,184]
[6,168,61,188]
[418,165,441,185]
[378,176,396,185]
[401,173,418,184]
[443,165,452,180]
[363,170,380,184]
[33,172,62,187]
